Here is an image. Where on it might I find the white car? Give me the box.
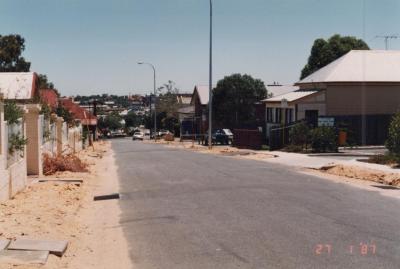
[132,131,144,141]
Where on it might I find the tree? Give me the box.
[98,112,123,131]
[125,111,143,128]
[213,74,267,129]
[300,34,369,79]
[0,34,31,72]
[38,74,54,89]
[156,80,180,133]
[56,106,74,126]
[386,112,400,157]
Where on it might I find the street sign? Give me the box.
[318,117,335,127]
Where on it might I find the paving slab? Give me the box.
[8,239,68,257]
[0,250,49,265]
[0,240,10,250]
[38,178,83,183]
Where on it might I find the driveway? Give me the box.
[113,139,400,269]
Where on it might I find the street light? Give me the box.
[208,0,213,149]
[138,62,157,142]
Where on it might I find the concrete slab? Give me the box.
[8,239,68,257]
[0,240,10,250]
[0,250,49,264]
[38,178,83,183]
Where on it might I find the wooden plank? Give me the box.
[0,250,49,265]
[8,239,68,257]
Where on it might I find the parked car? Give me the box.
[204,129,234,145]
[157,129,171,138]
[132,131,144,141]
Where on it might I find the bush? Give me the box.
[283,144,304,153]
[310,126,338,153]
[386,112,400,157]
[4,101,24,124]
[367,154,399,166]
[43,153,88,175]
[289,122,310,148]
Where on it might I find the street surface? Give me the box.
[113,139,400,269]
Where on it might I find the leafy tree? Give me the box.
[213,74,267,129]
[98,112,122,131]
[301,34,369,79]
[0,34,31,72]
[125,111,143,128]
[37,74,60,96]
[386,112,400,157]
[56,106,74,126]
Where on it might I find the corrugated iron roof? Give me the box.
[193,85,210,105]
[263,91,318,103]
[0,72,37,99]
[297,50,400,84]
[267,85,299,97]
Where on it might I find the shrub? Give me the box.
[310,126,338,153]
[43,153,88,175]
[386,112,400,157]
[4,101,24,124]
[283,144,304,153]
[8,133,28,155]
[289,122,310,148]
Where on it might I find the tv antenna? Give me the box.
[375,35,399,50]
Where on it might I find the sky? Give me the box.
[1,0,400,96]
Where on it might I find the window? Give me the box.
[285,108,293,124]
[275,108,281,123]
[266,108,273,122]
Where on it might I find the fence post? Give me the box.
[0,96,6,169]
[56,117,64,156]
[25,104,42,176]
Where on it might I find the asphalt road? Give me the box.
[112,139,400,269]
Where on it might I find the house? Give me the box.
[190,85,210,136]
[39,89,59,110]
[267,84,299,97]
[263,50,400,145]
[0,72,39,100]
[60,98,97,126]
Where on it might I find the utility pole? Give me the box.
[375,35,399,50]
[208,0,213,149]
[138,62,157,142]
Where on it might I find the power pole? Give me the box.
[375,35,399,50]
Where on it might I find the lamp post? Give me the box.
[208,0,213,149]
[138,62,157,141]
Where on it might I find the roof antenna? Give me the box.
[375,35,399,50]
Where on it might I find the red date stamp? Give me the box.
[315,243,376,256]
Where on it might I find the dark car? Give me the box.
[204,129,233,145]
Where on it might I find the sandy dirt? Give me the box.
[318,164,400,187]
[0,141,132,269]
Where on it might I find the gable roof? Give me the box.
[0,72,38,99]
[297,50,400,84]
[267,85,299,97]
[262,90,319,103]
[60,98,97,126]
[191,85,210,105]
[39,89,59,109]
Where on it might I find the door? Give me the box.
[305,110,318,127]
